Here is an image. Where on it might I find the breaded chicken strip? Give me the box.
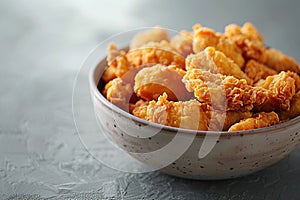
[193,24,244,67]
[134,64,193,101]
[132,93,252,131]
[244,59,277,83]
[224,23,267,64]
[129,26,169,50]
[264,48,300,74]
[127,40,185,70]
[222,111,252,131]
[183,70,267,111]
[279,91,300,120]
[170,30,193,57]
[102,43,133,83]
[228,112,279,132]
[103,78,134,111]
[186,47,252,84]
[254,71,299,111]
[131,100,149,119]
[143,93,211,130]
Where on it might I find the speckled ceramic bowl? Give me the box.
[88,48,300,180]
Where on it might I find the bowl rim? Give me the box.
[88,53,300,138]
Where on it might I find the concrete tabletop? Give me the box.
[1,0,300,199]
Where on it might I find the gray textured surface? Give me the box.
[1,0,300,199]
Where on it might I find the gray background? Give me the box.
[1,0,300,199]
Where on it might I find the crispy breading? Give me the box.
[131,100,149,119]
[224,23,267,64]
[193,24,245,67]
[170,30,193,57]
[183,70,266,111]
[244,59,277,83]
[186,47,252,84]
[228,112,279,132]
[126,40,186,70]
[102,43,133,83]
[129,26,169,50]
[222,111,252,131]
[279,91,300,120]
[139,93,211,130]
[254,71,298,111]
[103,78,133,111]
[264,48,300,74]
[132,93,253,131]
[134,64,193,101]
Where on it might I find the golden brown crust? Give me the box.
[244,59,277,83]
[254,71,298,111]
[103,78,133,111]
[228,112,279,132]
[170,30,193,57]
[137,93,211,130]
[186,47,252,84]
[126,41,186,70]
[129,26,169,50]
[102,43,134,83]
[134,64,193,101]
[279,91,300,120]
[193,24,245,67]
[264,48,300,74]
[224,23,267,64]
[183,70,262,111]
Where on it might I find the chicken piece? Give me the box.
[131,100,149,119]
[254,71,298,111]
[132,93,253,131]
[170,30,193,57]
[264,48,300,74]
[279,91,300,120]
[224,23,267,64]
[186,47,252,84]
[222,111,252,131]
[134,64,194,101]
[244,59,277,83]
[228,112,279,132]
[183,69,267,111]
[127,41,185,69]
[102,43,133,83]
[129,26,169,50]
[103,78,134,111]
[193,24,244,67]
[139,93,211,130]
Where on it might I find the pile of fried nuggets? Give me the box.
[101,23,300,132]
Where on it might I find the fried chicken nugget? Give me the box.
[244,59,277,83]
[224,23,267,63]
[134,64,194,101]
[264,48,300,74]
[102,43,133,83]
[183,70,266,111]
[137,93,211,130]
[193,24,245,67]
[186,47,252,84]
[228,112,279,132]
[222,111,252,131]
[131,100,149,119]
[279,91,300,120]
[127,40,186,70]
[170,30,193,57]
[254,71,298,111]
[132,93,252,131]
[103,78,134,111]
[129,26,169,50]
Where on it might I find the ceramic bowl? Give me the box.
[88,47,300,180]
